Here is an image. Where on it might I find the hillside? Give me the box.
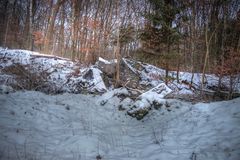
[0,48,240,160]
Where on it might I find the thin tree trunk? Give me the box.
[4,15,10,47]
[217,4,227,92]
[201,25,209,93]
[190,2,196,85]
[92,0,101,61]
[115,0,121,87]
[237,36,240,53]
[59,5,65,57]
[165,43,170,85]
[228,75,233,100]
[115,29,121,86]
[202,23,215,94]
[176,43,180,83]
[71,0,76,61]
[29,0,34,51]
[44,0,65,54]
[3,0,15,48]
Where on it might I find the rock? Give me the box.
[83,69,93,80]
[127,83,172,120]
[100,100,108,106]
[152,100,163,110]
[97,58,143,89]
[127,106,149,120]
[97,57,116,77]
[127,98,151,120]
[118,105,126,111]
[117,58,141,89]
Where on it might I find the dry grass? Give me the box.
[2,63,58,94]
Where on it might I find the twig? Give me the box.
[14,145,22,160]
[190,152,197,160]
[152,127,160,144]
[125,86,144,94]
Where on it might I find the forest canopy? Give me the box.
[0,0,239,75]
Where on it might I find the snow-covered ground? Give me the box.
[0,48,240,159]
[0,91,240,160]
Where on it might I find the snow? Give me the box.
[0,47,6,52]
[98,57,111,64]
[90,68,107,92]
[100,87,129,100]
[0,91,240,160]
[0,84,14,94]
[131,83,172,110]
[98,57,117,65]
[0,49,107,93]
[122,58,138,74]
[1,48,239,96]
[122,58,240,94]
[0,48,240,159]
[141,83,172,100]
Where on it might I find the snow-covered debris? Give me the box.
[65,67,107,93]
[122,58,165,85]
[0,46,6,52]
[98,87,130,105]
[1,48,239,99]
[139,83,172,102]
[98,57,111,64]
[0,49,107,94]
[118,97,134,110]
[90,68,107,92]
[0,84,14,94]
[103,87,129,98]
[128,83,172,120]
[97,57,116,77]
[121,58,240,100]
[122,58,139,74]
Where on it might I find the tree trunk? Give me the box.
[176,43,180,83]
[202,21,215,94]
[44,0,65,54]
[201,25,209,93]
[116,29,121,85]
[29,0,34,51]
[71,0,76,61]
[115,0,121,87]
[217,4,227,92]
[228,75,233,100]
[0,0,8,46]
[190,2,196,85]
[3,0,15,47]
[59,5,65,57]
[165,43,170,85]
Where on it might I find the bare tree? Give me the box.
[29,0,34,51]
[43,0,66,54]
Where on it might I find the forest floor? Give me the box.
[0,48,240,160]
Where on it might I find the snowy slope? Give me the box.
[0,91,239,160]
[0,49,106,93]
[123,58,240,94]
[1,48,239,98]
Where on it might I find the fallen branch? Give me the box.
[125,86,144,94]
